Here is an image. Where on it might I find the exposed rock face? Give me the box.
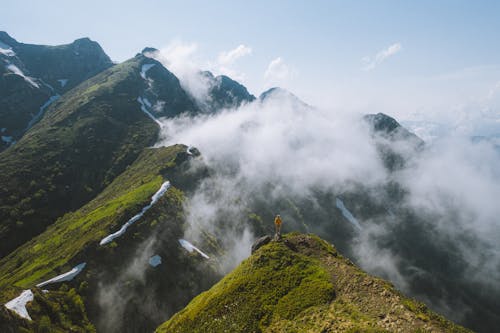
[251,235,272,254]
[200,71,255,111]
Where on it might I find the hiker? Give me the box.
[274,214,282,238]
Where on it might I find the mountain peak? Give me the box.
[142,47,159,57]
[72,37,92,44]
[259,87,310,109]
[158,233,470,332]
[195,70,255,111]
[0,31,18,46]
[364,112,424,145]
[259,87,299,101]
[364,112,401,133]
[259,86,286,99]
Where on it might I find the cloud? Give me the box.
[157,93,387,274]
[156,90,500,328]
[362,42,402,71]
[154,40,199,74]
[217,44,252,66]
[151,40,213,105]
[151,41,252,105]
[264,57,294,87]
[402,79,500,140]
[215,44,252,82]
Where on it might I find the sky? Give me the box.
[3,0,500,137]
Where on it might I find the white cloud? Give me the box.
[152,41,253,104]
[154,40,200,75]
[152,40,213,105]
[362,42,402,71]
[264,57,294,87]
[215,44,252,82]
[217,44,252,66]
[156,91,500,322]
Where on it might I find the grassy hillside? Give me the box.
[0,144,187,299]
[0,31,113,150]
[157,233,470,333]
[0,288,95,333]
[1,144,223,333]
[0,55,159,257]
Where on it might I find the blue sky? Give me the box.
[3,0,500,137]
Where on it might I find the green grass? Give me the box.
[158,235,335,333]
[157,233,472,333]
[0,144,187,300]
[0,56,158,257]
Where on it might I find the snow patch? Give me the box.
[26,95,60,130]
[4,289,34,320]
[336,197,362,231]
[57,79,68,88]
[149,255,162,267]
[179,239,210,259]
[36,263,87,288]
[100,181,171,245]
[0,40,15,56]
[137,97,162,127]
[186,146,194,155]
[1,135,13,144]
[143,97,152,108]
[6,64,39,88]
[140,63,155,79]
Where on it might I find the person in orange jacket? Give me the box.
[274,214,282,237]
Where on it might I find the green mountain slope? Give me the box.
[0,288,95,333]
[0,31,113,149]
[0,143,221,332]
[0,55,160,257]
[0,144,186,296]
[157,233,470,333]
[0,31,112,94]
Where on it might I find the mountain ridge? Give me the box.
[0,31,113,150]
[157,233,470,333]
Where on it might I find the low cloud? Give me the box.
[151,41,252,104]
[157,89,500,329]
[264,57,294,87]
[362,42,402,71]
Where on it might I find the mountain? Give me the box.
[0,32,113,150]
[0,45,209,258]
[259,87,310,109]
[0,144,220,333]
[0,55,159,257]
[157,233,469,333]
[142,47,255,112]
[0,288,94,332]
[364,112,424,146]
[140,51,199,117]
[200,71,255,111]
[364,112,425,170]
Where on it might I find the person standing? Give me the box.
[274,214,282,239]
